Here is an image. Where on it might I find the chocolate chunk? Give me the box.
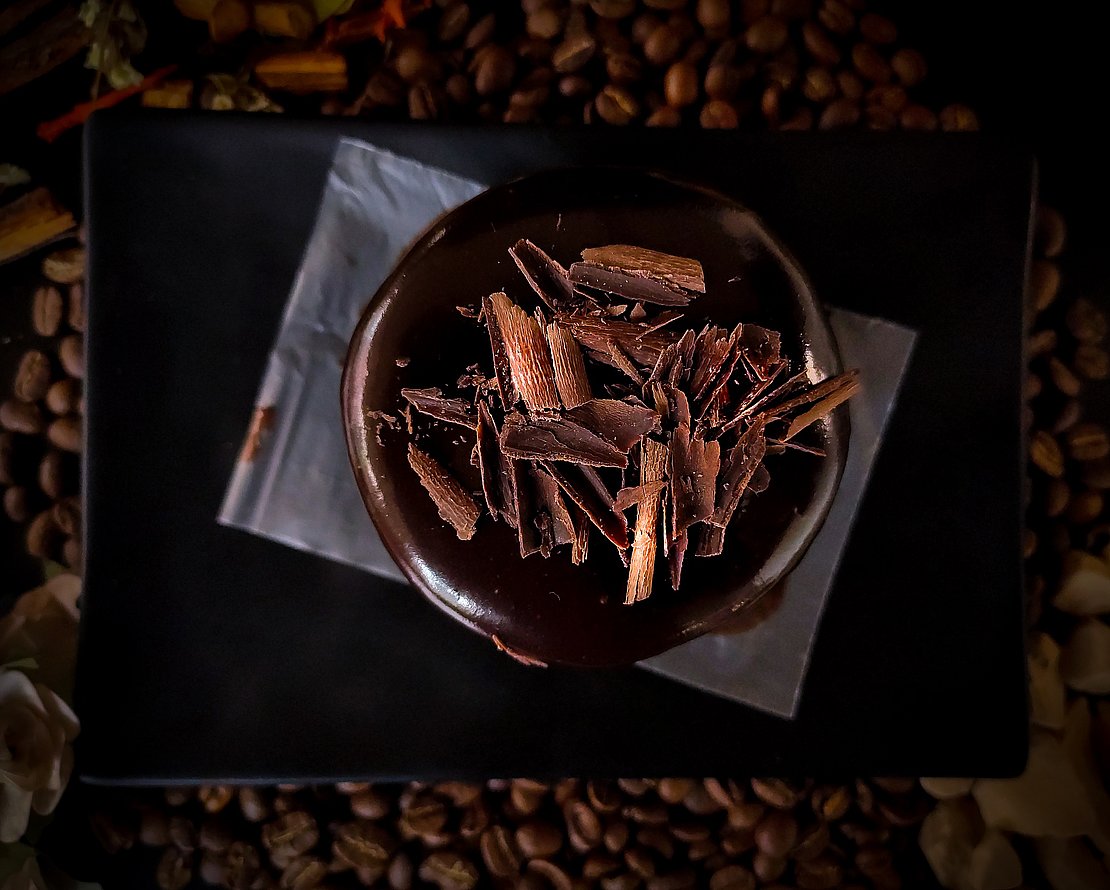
[488,292,561,412]
[407,444,482,541]
[542,461,630,550]
[571,245,705,306]
[546,322,592,408]
[710,418,767,530]
[476,402,517,526]
[500,413,630,468]
[555,313,678,368]
[510,239,578,311]
[565,398,661,451]
[401,387,477,429]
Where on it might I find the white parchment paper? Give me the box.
[218,138,916,718]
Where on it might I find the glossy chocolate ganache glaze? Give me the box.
[342,169,852,667]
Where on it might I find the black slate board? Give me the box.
[77,112,1032,782]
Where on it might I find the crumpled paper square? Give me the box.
[218,138,916,718]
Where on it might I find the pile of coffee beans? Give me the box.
[0,244,85,572]
[91,777,936,889]
[327,0,978,132]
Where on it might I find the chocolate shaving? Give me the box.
[695,524,725,558]
[614,480,667,513]
[482,293,520,409]
[501,413,629,468]
[569,503,590,565]
[407,443,481,541]
[476,402,517,526]
[738,324,782,380]
[669,528,688,590]
[542,461,630,550]
[629,302,647,320]
[456,304,480,319]
[512,459,542,557]
[401,387,477,429]
[670,425,722,537]
[571,245,705,306]
[532,466,577,556]
[545,322,592,408]
[709,418,767,530]
[604,337,645,386]
[556,313,677,368]
[750,465,771,494]
[625,438,669,604]
[487,292,561,412]
[565,398,661,451]
[491,635,548,667]
[510,239,578,310]
[783,371,861,440]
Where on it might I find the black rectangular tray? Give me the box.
[77,112,1031,782]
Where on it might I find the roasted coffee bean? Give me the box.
[1083,459,1110,490]
[811,785,851,820]
[393,45,439,83]
[1068,490,1104,525]
[859,12,897,44]
[1075,344,1110,380]
[38,450,69,500]
[526,7,563,40]
[198,852,226,887]
[837,68,865,100]
[46,416,81,453]
[637,826,675,859]
[1030,259,1061,313]
[738,0,769,23]
[625,801,669,825]
[52,496,81,536]
[553,33,597,72]
[1030,328,1059,357]
[669,820,711,843]
[761,83,782,121]
[1066,423,1110,461]
[796,854,843,890]
[1049,356,1082,397]
[437,2,469,42]
[866,105,897,130]
[1068,298,1109,344]
[939,103,979,131]
[59,334,84,379]
[872,777,914,795]
[527,859,574,890]
[700,99,739,128]
[779,107,813,129]
[198,785,233,814]
[801,21,839,64]
[480,825,521,879]
[720,828,755,857]
[602,875,642,890]
[387,852,413,890]
[773,0,812,17]
[591,0,635,18]
[281,855,326,890]
[1,400,44,435]
[167,816,196,853]
[868,84,907,112]
[587,780,622,813]
[225,841,263,889]
[656,778,694,804]
[696,0,730,31]
[418,850,479,889]
[0,432,14,485]
[644,24,684,66]
[624,845,656,879]
[63,534,82,573]
[604,820,631,853]
[678,783,717,815]
[14,350,51,403]
[509,778,548,814]
[606,52,643,84]
[852,43,892,83]
[199,819,234,853]
[752,852,787,883]
[263,811,318,855]
[704,63,741,100]
[900,103,938,130]
[238,787,270,822]
[155,847,191,890]
[401,794,448,836]
[727,801,765,830]
[1036,205,1067,258]
[4,486,32,523]
[802,66,836,102]
[646,869,696,890]
[433,781,481,808]
[44,378,81,416]
[473,45,516,95]
[746,16,788,53]
[792,821,830,860]
[702,778,743,809]
[647,106,682,126]
[464,12,495,49]
[817,0,853,34]
[564,799,603,850]
[596,85,640,124]
[43,246,85,285]
[686,838,718,861]
[32,284,64,337]
[819,98,860,128]
[754,811,797,857]
[332,821,395,870]
[1053,400,1083,435]
[709,864,756,890]
[1046,478,1070,518]
[890,47,927,86]
[516,820,563,858]
[557,74,591,99]
[458,800,490,841]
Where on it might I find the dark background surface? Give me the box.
[77,116,1031,781]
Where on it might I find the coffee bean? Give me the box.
[167,816,196,852]
[1067,490,1103,525]
[1067,423,1109,461]
[624,846,656,879]
[516,821,563,858]
[801,66,836,102]
[1,400,44,435]
[647,870,696,890]
[696,0,730,32]
[226,842,263,889]
[480,825,521,879]
[726,801,765,830]
[332,821,395,870]
[1083,458,1110,490]
[565,799,602,850]
[720,828,754,857]
[596,85,640,124]
[1067,298,1108,345]
[669,820,711,843]
[39,450,71,500]
[761,83,782,121]
[401,794,448,836]
[46,416,81,453]
[817,0,853,35]
[552,33,596,73]
[0,432,14,485]
[868,84,907,112]
[527,858,574,890]
[686,838,718,861]
[472,45,516,95]
[1030,328,1059,357]
[859,12,897,44]
[590,0,635,19]
[852,43,892,83]
[43,246,85,285]
[442,72,470,105]
[527,7,563,40]
[796,854,843,890]
[434,781,481,808]
[834,68,863,100]
[1049,356,1081,397]
[437,2,469,42]
[44,378,80,416]
[709,865,756,890]
[746,16,788,53]
[780,107,814,129]
[890,47,927,86]
[604,820,630,853]
[32,285,64,337]
[700,99,739,128]
[801,21,839,65]
[13,350,51,403]
[752,780,804,809]
[199,819,234,854]
[1031,430,1065,477]
[464,12,495,49]
[514,34,553,63]
[59,335,84,379]
[754,811,797,857]
[559,74,592,98]
[1035,205,1067,258]
[4,486,32,523]
[418,851,478,890]
[263,811,318,856]
[238,788,270,823]
[647,106,682,126]
[1046,478,1070,518]
[1030,259,1061,313]
[606,52,643,84]
[587,781,621,814]
[637,826,675,859]
[900,103,938,130]
[701,779,742,809]
[52,496,81,536]
[155,847,191,890]
[459,800,490,841]
[817,97,859,128]
[792,821,830,860]
[656,778,694,804]
[704,63,741,100]
[625,801,668,825]
[772,0,812,18]
[865,105,896,130]
[595,17,632,51]
[939,103,979,131]
[601,874,641,890]
[394,44,439,83]
[281,855,327,890]
[26,509,62,558]
[1053,399,1083,436]
[739,0,768,23]
[644,25,683,66]
[1075,344,1110,380]
[387,851,413,890]
[751,852,787,883]
[811,785,851,820]
[580,852,620,879]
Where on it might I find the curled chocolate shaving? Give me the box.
[738,324,782,381]
[501,413,629,468]
[669,528,689,590]
[783,370,861,440]
[565,398,661,451]
[670,424,722,537]
[614,480,667,514]
[510,239,578,311]
[542,461,630,550]
[556,313,678,368]
[532,466,577,557]
[407,444,482,541]
[512,458,542,558]
[625,438,669,605]
[571,245,705,306]
[710,417,767,530]
[482,292,520,409]
[603,337,645,386]
[488,292,561,412]
[476,401,517,526]
[546,322,592,408]
[401,387,477,429]
[695,524,725,558]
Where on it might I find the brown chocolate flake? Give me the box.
[782,370,861,440]
[491,635,548,667]
[614,480,667,513]
[604,337,645,386]
[395,356,410,368]
[512,459,543,558]
[542,462,630,550]
[571,245,705,306]
[669,528,689,590]
[569,504,590,565]
[456,304,481,319]
[510,239,578,311]
[738,324,782,380]
[556,312,677,368]
[670,425,722,537]
[482,293,520,409]
[401,387,477,429]
[487,292,561,412]
[710,417,767,530]
[532,466,576,557]
[501,413,629,468]
[695,524,725,558]
[545,322,592,408]
[626,438,669,605]
[476,402,517,526]
[238,405,277,462]
[407,443,482,541]
[629,302,647,320]
[565,398,661,451]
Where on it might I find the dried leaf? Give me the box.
[407,444,481,541]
